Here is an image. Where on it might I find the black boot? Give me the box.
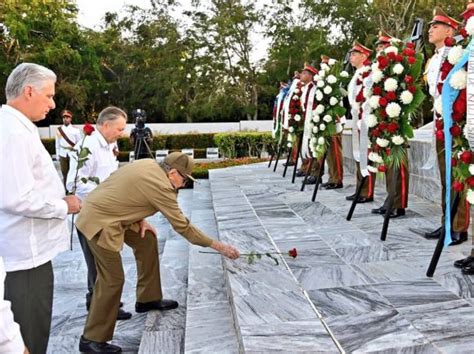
[371,206,386,214]
[449,231,468,246]
[454,256,474,268]
[461,260,474,275]
[79,336,122,353]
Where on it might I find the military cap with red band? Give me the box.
[302,62,318,75]
[350,41,373,56]
[461,0,474,21]
[375,30,393,45]
[429,6,461,30]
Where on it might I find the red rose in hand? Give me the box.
[435,130,444,141]
[387,122,399,133]
[379,97,388,107]
[373,86,382,96]
[404,75,414,85]
[83,122,95,136]
[385,91,397,102]
[378,165,387,172]
[460,151,472,164]
[453,181,464,192]
[444,37,455,47]
[467,176,474,187]
[450,124,462,137]
[407,56,416,65]
[288,248,297,258]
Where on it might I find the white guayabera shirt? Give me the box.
[0,257,24,353]
[0,105,69,272]
[66,130,119,201]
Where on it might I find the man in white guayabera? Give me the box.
[0,63,81,354]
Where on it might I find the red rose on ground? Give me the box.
[387,122,399,133]
[460,151,472,164]
[453,181,464,192]
[452,157,457,167]
[450,124,462,137]
[404,75,414,84]
[408,86,417,94]
[83,123,95,136]
[407,56,416,65]
[435,130,444,141]
[444,37,455,47]
[378,165,387,172]
[373,86,382,96]
[467,176,474,187]
[288,248,297,258]
[379,97,388,107]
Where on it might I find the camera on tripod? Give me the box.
[130,109,153,160]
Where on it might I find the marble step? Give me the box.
[184,180,240,353]
[208,166,342,353]
[138,189,193,354]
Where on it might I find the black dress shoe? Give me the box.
[454,256,474,268]
[356,196,374,203]
[371,206,386,214]
[324,183,343,190]
[135,299,179,313]
[79,335,122,353]
[296,169,305,177]
[424,226,442,239]
[449,231,468,246]
[117,308,132,321]
[306,176,317,185]
[461,260,474,275]
[283,161,295,167]
[320,182,330,188]
[388,208,405,218]
[345,193,356,201]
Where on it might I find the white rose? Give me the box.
[391,135,404,145]
[327,75,337,84]
[310,137,317,144]
[316,104,325,114]
[316,90,324,101]
[372,70,384,84]
[386,102,402,118]
[324,86,333,95]
[336,123,343,133]
[448,46,464,65]
[318,137,325,145]
[323,114,332,123]
[368,165,379,173]
[321,63,330,71]
[294,114,301,122]
[328,58,336,66]
[317,80,325,88]
[319,70,326,78]
[469,164,474,175]
[312,126,319,133]
[368,152,383,164]
[392,63,404,75]
[289,126,295,133]
[384,78,398,92]
[384,46,398,54]
[330,97,338,106]
[376,137,389,148]
[434,96,443,115]
[313,75,320,82]
[319,123,326,131]
[467,189,474,205]
[450,69,467,90]
[400,90,414,105]
[367,114,378,128]
[312,115,320,123]
[340,71,349,78]
[369,95,381,109]
[466,17,474,36]
[371,62,380,72]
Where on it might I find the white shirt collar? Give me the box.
[1,104,37,133]
[93,130,109,148]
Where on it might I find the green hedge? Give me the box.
[213,132,275,158]
[116,133,215,151]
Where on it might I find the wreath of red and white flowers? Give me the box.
[364,40,425,172]
[286,81,305,148]
[308,60,350,159]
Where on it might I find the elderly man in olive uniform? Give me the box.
[77,152,240,353]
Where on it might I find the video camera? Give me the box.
[132,109,147,128]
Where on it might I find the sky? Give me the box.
[75,0,270,64]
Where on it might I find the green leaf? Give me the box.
[79,147,91,159]
[80,177,88,184]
